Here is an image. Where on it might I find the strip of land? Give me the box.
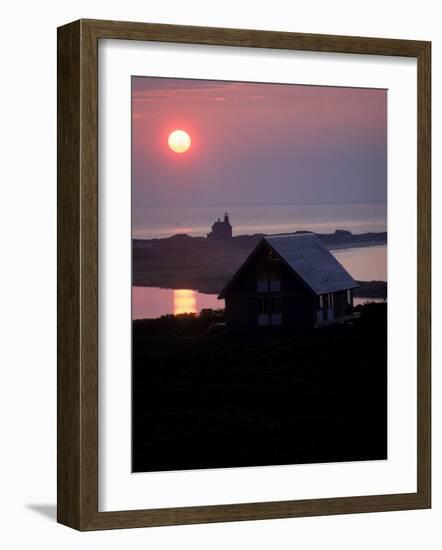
[133,231,387,298]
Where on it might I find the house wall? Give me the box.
[315,289,354,325]
[224,244,317,330]
[333,289,353,317]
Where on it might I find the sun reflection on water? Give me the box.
[173,289,197,315]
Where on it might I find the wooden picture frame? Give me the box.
[57,18,431,530]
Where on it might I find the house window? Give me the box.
[347,289,352,304]
[269,280,281,292]
[258,297,268,315]
[326,293,334,320]
[270,296,281,314]
[319,293,334,311]
[258,297,282,314]
[258,296,269,325]
[257,258,281,293]
[321,293,333,308]
[257,280,269,292]
[257,297,282,326]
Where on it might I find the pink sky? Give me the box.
[132,77,387,209]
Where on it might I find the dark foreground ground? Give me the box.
[132,303,387,472]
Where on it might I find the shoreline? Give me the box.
[328,241,386,252]
[132,281,388,301]
[133,231,387,297]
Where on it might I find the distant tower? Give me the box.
[207,212,233,240]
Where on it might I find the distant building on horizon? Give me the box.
[218,233,359,331]
[207,212,233,240]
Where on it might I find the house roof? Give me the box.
[218,233,359,298]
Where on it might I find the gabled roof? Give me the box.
[218,233,359,298]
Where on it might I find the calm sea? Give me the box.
[132,245,387,319]
[132,203,387,240]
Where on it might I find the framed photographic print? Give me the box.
[57,19,431,530]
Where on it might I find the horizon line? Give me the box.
[133,201,388,210]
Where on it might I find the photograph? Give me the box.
[131,76,388,473]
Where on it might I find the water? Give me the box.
[332,245,386,281]
[333,245,387,306]
[133,203,387,240]
[353,297,385,306]
[133,287,222,319]
[133,245,387,319]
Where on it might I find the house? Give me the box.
[207,212,233,240]
[218,233,359,330]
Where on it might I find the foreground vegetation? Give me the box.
[132,303,387,472]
